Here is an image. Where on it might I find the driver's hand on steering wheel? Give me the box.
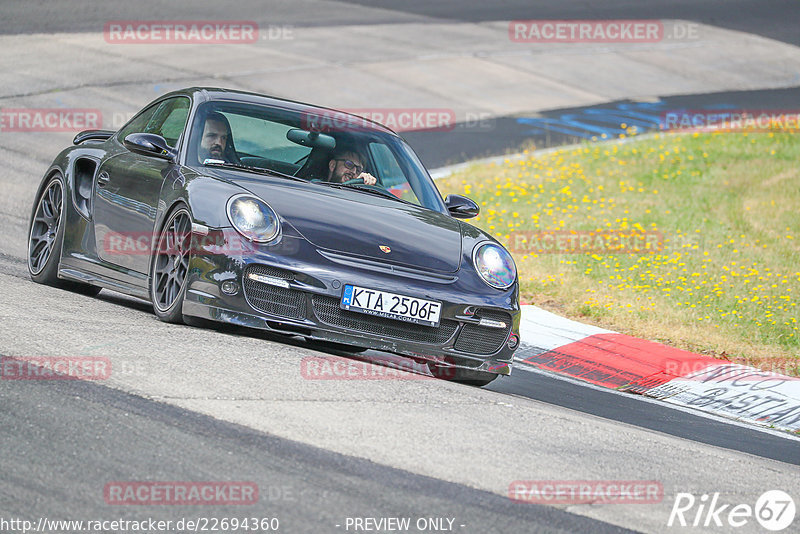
[357,172,377,185]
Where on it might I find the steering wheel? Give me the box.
[341,177,384,189]
[341,177,367,185]
[341,179,390,195]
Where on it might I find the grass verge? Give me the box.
[437,131,800,376]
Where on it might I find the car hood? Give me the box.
[228,176,463,273]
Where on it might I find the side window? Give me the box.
[153,99,190,147]
[368,142,422,205]
[118,97,190,148]
[369,142,405,187]
[118,102,160,140]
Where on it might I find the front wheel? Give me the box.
[28,173,101,296]
[149,205,193,323]
[427,363,498,387]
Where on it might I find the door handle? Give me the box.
[97,171,110,187]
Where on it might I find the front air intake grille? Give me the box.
[454,309,512,355]
[246,264,295,280]
[311,295,457,344]
[243,265,304,319]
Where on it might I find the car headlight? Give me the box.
[226,194,280,243]
[473,242,517,289]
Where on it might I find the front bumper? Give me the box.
[182,231,520,376]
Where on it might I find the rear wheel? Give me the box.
[28,174,101,296]
[427,362,498,387]
[150,205,192,323]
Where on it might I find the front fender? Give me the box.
[162,171,248,230]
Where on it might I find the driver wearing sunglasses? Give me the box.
[326,148,377,185]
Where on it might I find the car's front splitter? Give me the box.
[182,295,515,376]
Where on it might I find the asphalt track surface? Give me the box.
[2,1,800,533]
[1,244,797,465]
[338,0,800,47]
[1,375,632,534]
[2,0,798,47]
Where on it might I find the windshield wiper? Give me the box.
[202,160,307,182]
[316,181,409,204]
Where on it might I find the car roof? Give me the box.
[160,87,398,136]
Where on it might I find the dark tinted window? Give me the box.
[186,101,447,213]
[118,97,190,148]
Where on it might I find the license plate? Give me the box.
[340,284,442,327]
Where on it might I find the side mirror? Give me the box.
[444,194,480,219]
[123,133,177,161]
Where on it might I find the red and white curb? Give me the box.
[517,305,800,433]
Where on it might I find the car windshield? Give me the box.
[186,101,447,213]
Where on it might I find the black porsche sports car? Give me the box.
[27,88,520,385]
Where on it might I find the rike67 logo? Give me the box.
[668,490,795,531]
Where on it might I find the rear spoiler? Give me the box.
[73,129,116,145]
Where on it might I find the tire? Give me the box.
[28,173,101,296]
[149,204,193,324]
[427,362,498,387]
